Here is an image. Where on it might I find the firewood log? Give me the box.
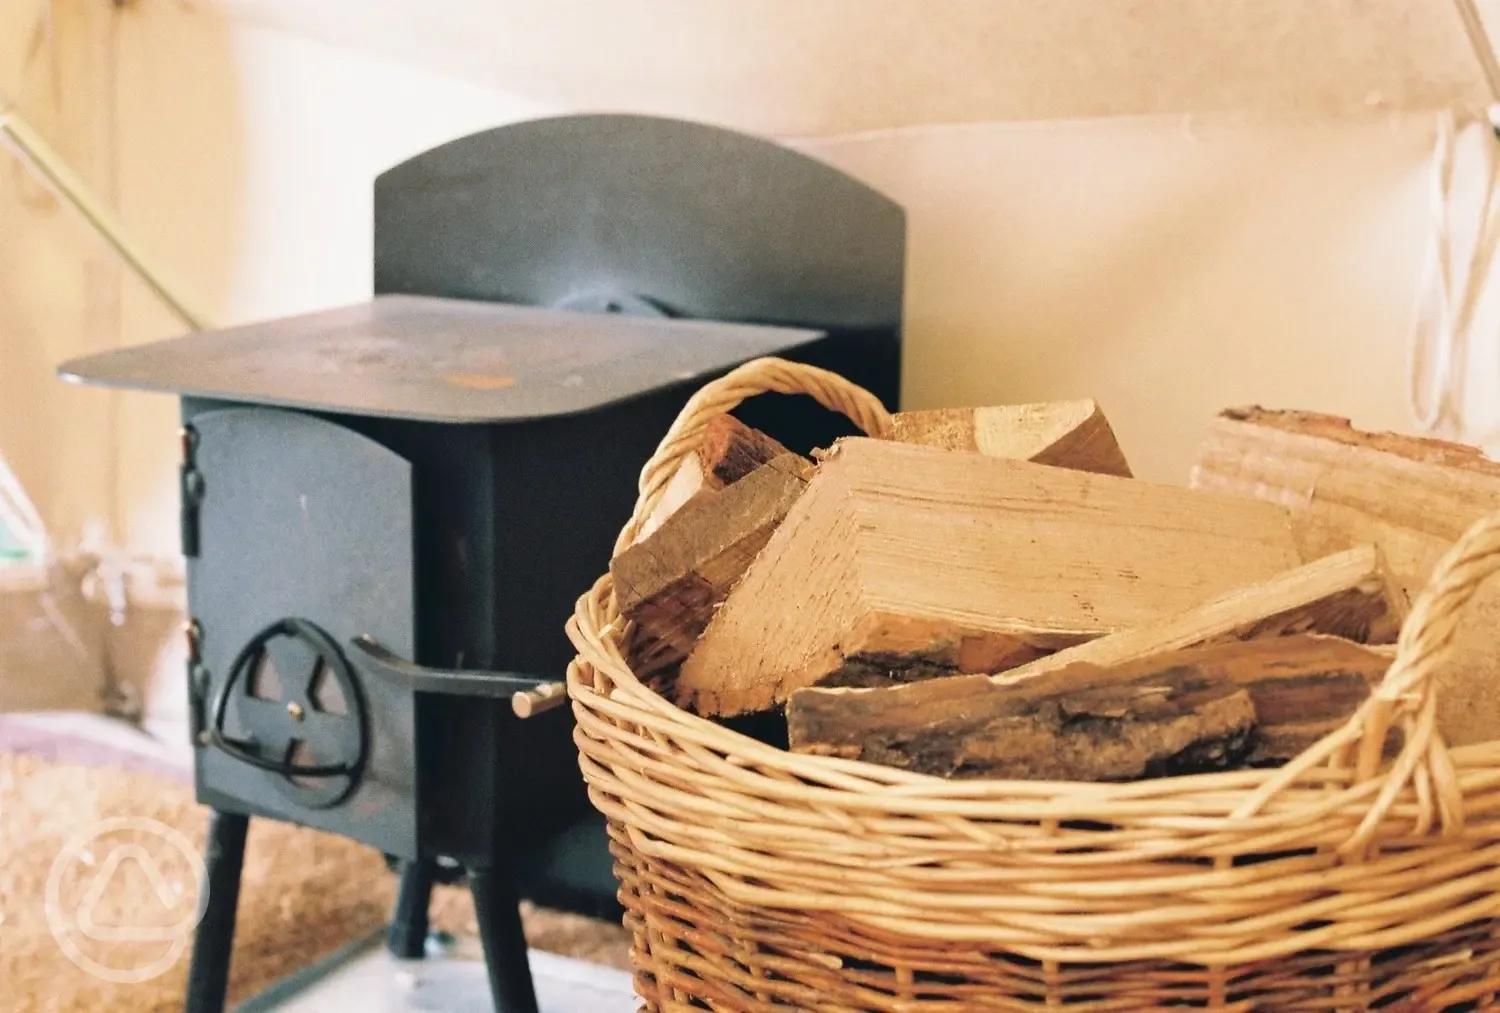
[673,437,1316,717]
[634,414,793,543]
[998,545,1406,684]
[613,453,813,671]
[1192,407,1500,746]
[889,400,1131,477]
[787,635,1392,778]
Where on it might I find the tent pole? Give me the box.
[0,100,212,332]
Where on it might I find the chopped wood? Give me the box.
[634,415,794,542]
[1203,408,1500,475]
[997,545,1407,684]
[1191,406,1500,746]
[888,400,1132,477]
[673,437,1309,717]
[790,666,1256,782]
[787,635,1393,778]
[613,453,813,671]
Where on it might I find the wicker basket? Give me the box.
[566,358,1500,1011]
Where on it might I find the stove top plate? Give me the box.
[58,295,823,423]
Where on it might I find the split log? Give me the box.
[634,414,793,543]
[613,453,813,671]
[888,400,1132,477]
[787,635,1392,778]
[997,544,1407,684]
[1192,406,1500,746]
[673,437,1311,717]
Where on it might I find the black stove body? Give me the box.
[58,114,904,1013]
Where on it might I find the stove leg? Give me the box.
[184,810,249,1013]
[468,862,538,1013]
[387,858,436,959]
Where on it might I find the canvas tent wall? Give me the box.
[210,0,1500,131]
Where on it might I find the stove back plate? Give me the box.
[375,113,905,332]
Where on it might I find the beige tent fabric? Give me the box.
[795,112,1447,483]
[0,0,122,551]
[210,0,1498,134]
[1,2,135,715]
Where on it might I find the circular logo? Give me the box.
[44,817,209,984]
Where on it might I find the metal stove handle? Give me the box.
[206,617,368,782]
[204,731,359,779]
[348,636,568,718]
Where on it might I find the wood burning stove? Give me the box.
[57,114,904,1012]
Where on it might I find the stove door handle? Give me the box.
[348,636,569,718]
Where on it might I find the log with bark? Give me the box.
[1191,406,1500,746]
[672,437,1320,717]
[787,635,1393,779]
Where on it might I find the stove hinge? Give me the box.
[179,424,204,557]
[184,617,210,744]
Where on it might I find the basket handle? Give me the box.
[1321,508,1500,853]
[613,357,892,557]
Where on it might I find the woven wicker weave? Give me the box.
[566,358,1500,1011]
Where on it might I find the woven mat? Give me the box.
[0,749,631,1013]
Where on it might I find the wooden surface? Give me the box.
[1192,407,1500,746]
[676,437,1310,716]
[787,635,1391,777]
[888,400,1131,476]
[635,415,794,542]
[613,452,813,673]
[996,545,1407,684]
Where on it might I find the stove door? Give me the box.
[186,405,418,858]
